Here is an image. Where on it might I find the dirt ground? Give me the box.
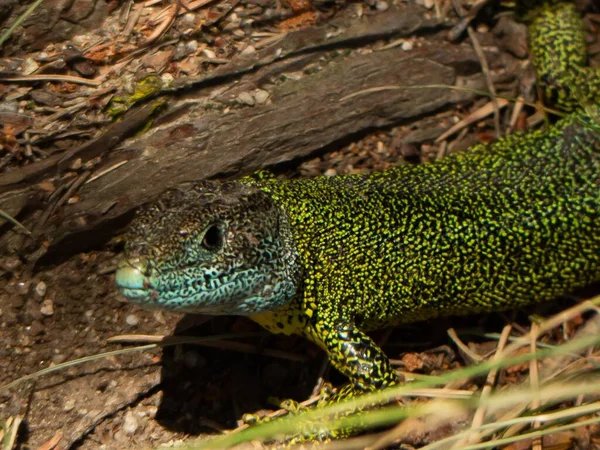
[1,0,600,449]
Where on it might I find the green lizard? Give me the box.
[116,0,600,441]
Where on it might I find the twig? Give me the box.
[435,98,509,143]
[108,334,308,362]
[142,0,180,46]
[507,96,525,134]
[204,0,242,27]
[529,323,542,450]
[467,25,501,138]
[447,328,484,364]
[0,74,101,86]
[460,324,512,448]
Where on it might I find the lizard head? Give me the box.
[115,180,300,315]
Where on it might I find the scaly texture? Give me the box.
[116,0,600,441]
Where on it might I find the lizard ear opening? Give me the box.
[202,224,224,251]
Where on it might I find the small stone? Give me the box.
[17,281,30,296]
[1,257,22,272]
[324,168,337,177]
[182,13,196,24]
[222,22,239,32]
[401,40,413,51]
[375,0,388,11]
[122,410,139,435]
[35,281,47,298]
[29,320,44,336]
[40,299,54,316]
[173,42,188,60]
[240,45,256,55]
[52,353,67,364]
[254,89,269,104]
[63,398,76,411]
[70,158,82,170]
[186,40,198,52]
[203,48,216,59]
[183,350,206,368]
[125,314,139,326]
[238,91,255,106]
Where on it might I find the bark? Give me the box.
[0,5,482,255]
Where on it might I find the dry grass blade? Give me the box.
[466,25,501,138]
[0,74,101,86]
[435,98,510,143]
[0,416,23,450]
[457,324,512,448]
[0,209,32,235]
[0,0,44,48]
[107,332,307,362]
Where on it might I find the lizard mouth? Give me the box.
[115,257,267,314]
[115,259,159,303]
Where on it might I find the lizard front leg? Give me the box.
[308,319,398,394]
[284,317,400,441]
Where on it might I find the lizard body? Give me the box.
[116,0,600,438]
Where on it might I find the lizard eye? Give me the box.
[202,224,223,251]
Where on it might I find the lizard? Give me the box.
[115,0,600,442]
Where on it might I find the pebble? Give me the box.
[17,281,30,296]
[254,89,269,104]
[173,42,187,60]
[240,45,256,55]
[264,8,277,19]
[1,256,22,272]
[63,398,76,411]
[40,299,54,316]
[203,48,217,59]
[52,353,67,364]
[186,40,198,52]
[232,29,246,39]
[70,158,82,170]
[126,314,140,326]
[375,0,389,11]
[238,91,255,106]
[35,281,47,298]
[122,410,139,435]
[223,22,240,32]
[183,350,206,368]
[182,13,196,25]
[402,40,413,51]
[29,320,44,336]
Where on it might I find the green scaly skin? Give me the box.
[115,1,600,442]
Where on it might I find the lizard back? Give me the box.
[252,114,600,330]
